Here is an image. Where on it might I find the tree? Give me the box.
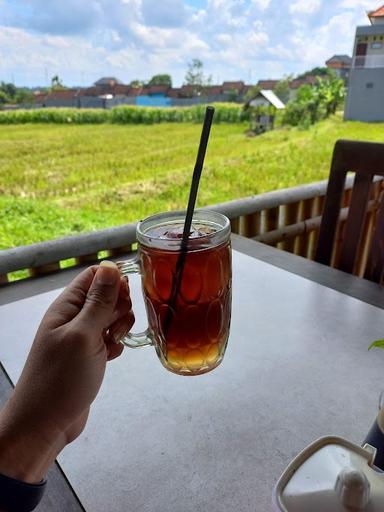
[184,59,212,95]
[15,88,34,104]
[148,74,172,87]
[0,82,16,99]
[274,76,293,104]
[0,91,10,105]
[283,76,346,127]
[316,77,345,116]
[50,75,66,90]
[296,67,331,80]
[243,85,261,105]
[129,79,144,88]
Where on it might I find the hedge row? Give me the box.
[0,104,250,124]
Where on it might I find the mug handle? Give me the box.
[116,258,153,348]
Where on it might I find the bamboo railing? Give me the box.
[1,176,383,285]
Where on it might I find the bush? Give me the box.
[0,104,249,125]
[282,78,346,127]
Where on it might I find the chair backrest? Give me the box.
[315,139,384,283]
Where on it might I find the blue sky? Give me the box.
[0,0,376,87]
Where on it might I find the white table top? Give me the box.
[1,248,384,511]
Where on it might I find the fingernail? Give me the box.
[97,261,119,285]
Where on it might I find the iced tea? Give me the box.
[140,222,232,375]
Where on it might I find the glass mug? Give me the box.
[117,210,232,376]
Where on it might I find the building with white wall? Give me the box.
[344,5,384,121]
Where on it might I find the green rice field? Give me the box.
[1,114,384,250]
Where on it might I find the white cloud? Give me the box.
[0,0,373,87]
[267,44,295,61]
[251,0,271,10]
[0,26,109,84]
[338,0,372,8]
[130,23,209,52]
[141,0,187,27]
[290,0,321,15]
[215,33,232,45]
[289,11,357,67]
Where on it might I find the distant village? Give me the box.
[25,55,351,110]
[2,3,384,124]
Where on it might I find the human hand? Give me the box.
[0,261,134,483]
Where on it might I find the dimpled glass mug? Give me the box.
[117,210,232,376]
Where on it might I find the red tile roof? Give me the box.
[257,80,279,89]
[112,84,132,96]
[77,86,104,97]
[45,89,79,100]
[128,87,144,97]
[222,81,245,90]
[145,85,170,95]
[167,88,182,98]
[369,5,384,17]
[202,85,222,96]
[179,85,196,97]
[289,76,318,90]
[33,92,47,103]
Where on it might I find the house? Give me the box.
[36,89,81,108]
[344,4,384,121]
[222,81,244,96]
[256,79,280,90]
[248,89,285,132]
[178,84,198,98]
[326,55,352,83]
[136,85,171,106]
[368,4,384,23]
[145,85,170,96]
[249,90,285,110]
[94,77,122,88]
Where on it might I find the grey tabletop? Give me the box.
[1,243,384,511]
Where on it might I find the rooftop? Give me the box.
[326,54,352,65]
[356,24,384,35]
[257,79,280,89]
[368,5,384,17]
[94,77,122,86]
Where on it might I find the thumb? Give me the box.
[78,261,120,332]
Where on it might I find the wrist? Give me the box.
[0,406,66,484]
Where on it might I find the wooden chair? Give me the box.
[315,139,384,283]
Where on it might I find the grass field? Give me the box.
[1,114,384,250]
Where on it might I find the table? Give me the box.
[1,236,384,511]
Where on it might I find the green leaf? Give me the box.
[368,339,384,351]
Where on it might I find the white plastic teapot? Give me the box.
[273,399,384,511]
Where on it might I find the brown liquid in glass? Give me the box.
[140,225,232,375]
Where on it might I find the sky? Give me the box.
[0,0,377,88]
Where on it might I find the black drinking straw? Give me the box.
[181,105,215,251]
[165,106,215,334]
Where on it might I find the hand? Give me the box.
[0,261,134,483]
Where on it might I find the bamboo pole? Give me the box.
[309,195,325,260]
[281,201,300,254]
[75,254,99,265]
[241,212,261,238]
[297,198,315,258]
[108,245,133,258]
[230,217,240,234]
[0,274,9,285]
[30,262,61,277]
[264,207,280,247]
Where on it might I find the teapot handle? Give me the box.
[363,391,384,471]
